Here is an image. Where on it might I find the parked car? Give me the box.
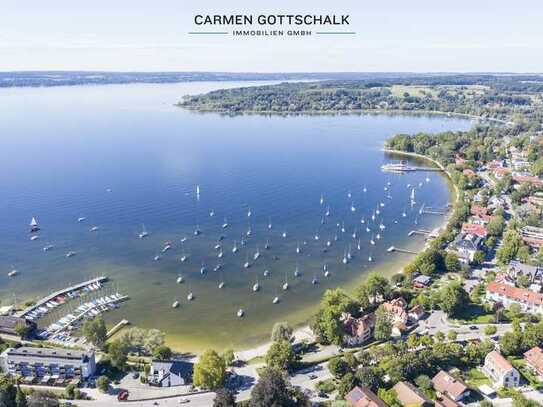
[117,390,129,401]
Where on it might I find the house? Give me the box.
[521,226,543,248]
[343,313,375,346]
[494,167,511,179]
[471,204,489,217]
[483,351,520,388]
[434,393,461,407]
[494,273,515,286]
[488,195,506,210]
[392,381,431,406]
[413,275,432,289]
[0,347,95,385]
[431,370,470,401]
[463,169,477,178]
[0,316,36,337]
[408,304,425,322]
[451,233,483,263]
[346,385,387,407]
[148,359,193,387]
[508,260,543,284]
[382,298,409,334]
[461,223,488,238]
[513,174,543,187]
[486,281,543,314]
[524,346,543,377]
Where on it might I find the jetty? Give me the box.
[421,206,448,215]
[387,246,419,255]
[106,319,130,339]
[408,229,431,236]
[16,276,108,318]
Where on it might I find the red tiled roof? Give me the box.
[485,351,513,374]
[463,169,477,178]
[494,167,511,176]
[487,281,543,306]
[393,381,429,406]
[344,313,375,338]
[432,371,468,401]
[513,175,543,186]
[346,386,387,407]
[471,205,489,217]
[524,347,543,374]
[461,223,488,238]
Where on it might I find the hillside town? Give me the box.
[2,77,543,407]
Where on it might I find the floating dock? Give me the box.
[106,319,130,339]
[387,246,419,255]
[16,276,108,318]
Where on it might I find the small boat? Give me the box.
[246,226,252,237]
[282,274,289,291]
[218,281,225,289]
[312,273,319,285]
[347,246,353,260]
[176,275,184,284]
[342,251,348,264]
[154,255,161,261]
[66,251,76,258]
[180,253,188,262]
[263,269,270,277]
[253,247,260,260]
[162,243,172,253]
[244,255,250,269]
[213,264,222,272]
[294,265,301,277]
[387,246,395,253]
[282,231,287,238]
[320,193,324,205]
[194,226,201,236]
[172,300,180,308]
[209,209,215,217]
[8,269,18,277]
[314,232,320,241]
[379,223,386,230]
[196,185,200,196]
[366,226,371,233]
[268,217,273,230]
[43,244,54,252]
[347,190,352,198]
[232,241,239,253]
[371,211,376,221]
[357,239,361,250]
[360,217,365,224]
[296,241,301,254]
[326,240,332,247]
[30,235,39,241]
[214,243,221,250]
[77,217,86,222]
[351,203,356,212]
[247,207,252,217]
[321,216,325,225]
[181,237,187,243]
[334,234,338,241]
[90,226,99,232]
[325,206,330,217]
[237,309,245,318]
[324,270,330,277]
[370,235,375,245]
[273,296,280,304]
[218,250,224,259]
[264,239,270,250]
[368,254,373,262]
[402,209,407,218]
[30,217,40,233]
[362,185,367,193]
[341,222,346,233]
[252,280,260,292]
[200,264,207,275]
[380,202,385,208]
[426,176,430,183]
[222,218,228,229]
[352,228,357,239]
[376,233,381,240]
[139,224,148,239]
[187,292,194,301]
[410,189,416,205]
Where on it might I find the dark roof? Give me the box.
[0,316,35,334]
[5,347,91,362]
[151,360,193,386]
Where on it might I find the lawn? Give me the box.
[511,358,543,389]
[450,304,496,324]
[390,85,438,98]
[466,368,491,387]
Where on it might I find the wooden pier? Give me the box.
[408,229,431,236]
[16,276,108,318]
[387,246,419,255]
[107,319,130,339]
[421,207,448,215]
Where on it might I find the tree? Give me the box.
[362,272,391,303]
[271,322,293,343]
[415,374,433,394]
[447,330,458,341]
[250,367,296,407]
[15,386,27,407]
[472,250,486,266]
[222,349,235,367]
[14,322,32,340]
[108,339,129,369]
[96,376,110,393]
[265,340,296,371]
[439,282,469,317]
[336,373,356,399]
[0,374,17,407]
[27,391,58,407]
[193,349,226,390]
[355,366,381,391]
[152,345,173,360]
[64,383,76,400]
[445,253,461,273]
[213,388,236,407]
[311,289,358,345]
[374,306,393,341]
[485,325,497,336]
[499,332,522,357]
[143,329,166,354]
[82,317,107,348]
[328,357,350,379]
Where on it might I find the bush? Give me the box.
[484,325,497,336]
[96,375,110,393]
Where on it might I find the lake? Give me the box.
[0,82,472,351]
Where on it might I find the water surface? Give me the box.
[0,82,472,351]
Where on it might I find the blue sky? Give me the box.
[1,0,542,72]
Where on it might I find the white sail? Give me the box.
[30,217,38,227]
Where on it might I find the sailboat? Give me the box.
[222,217,229,229]
[342,251,348,264]
[325,206,330,217]
[253,246,260,260]
[296,241,301,254]
[244,254,250,269]
[282,273,289,291]
[341,222,346,233]
[323,263,330,277]
[200,263,207,275]
[294,264,301,277]
[209,209,215,217]
[187,291,194,301]
[363,185,367,193]
[176,275,184,284]
[172,300,180,308]
[139,224,149,239]
[360,217,365,224]
[326,240,332,247]
[312,273,319,285]
[371,211,376,221]
[252,277,260,292]
[347,245,353,261]
[180,243,188,262]
[347,190,352,199]
[370,235,375,245]
[410,188,416,206]
[314,231,320,241]
[77,217,86,222]
[368,251,373,262]
[232,241,239,253]
[352,228,357,239]
[194,225,201,236]
[264,239,270,250]
[320,193,324,205]
[350,202,356,212]
[196,185,200,198]
[376,233,381,240]
[357,239,361,250]
[237,309,245,318]
[402,208,407,218]
[379,223,386,231]
[247,207,252,217]
[268,217,273,230]
[30,217,40,232]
